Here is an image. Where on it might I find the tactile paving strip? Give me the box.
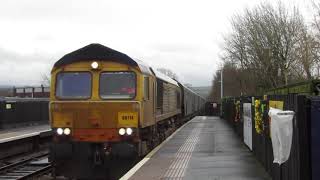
[162,122,204,179]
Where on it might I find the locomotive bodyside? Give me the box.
[154,70,182,122]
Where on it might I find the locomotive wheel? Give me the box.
[151,126,160,148]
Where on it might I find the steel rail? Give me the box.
[0,153,51,180]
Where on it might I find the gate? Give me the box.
[311,97,320,180]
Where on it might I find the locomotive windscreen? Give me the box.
[56,72,92,99]
[99,71,136,99]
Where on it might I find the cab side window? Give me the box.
[144,77,149,100]
[176,91,181,108]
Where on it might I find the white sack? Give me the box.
[268,107,294,165]
[243,103,252,150]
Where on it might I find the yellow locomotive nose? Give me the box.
[88,110,102,127]
[51,101,139,142]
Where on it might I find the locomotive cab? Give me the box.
[51,62,142,143]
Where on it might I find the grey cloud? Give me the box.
[141,51,214,86]
[0,47,57,85]
[151,43,202,54]
[0,48,56,64]
[34,34,55,42]
[0,0,113,24]
[0,0,249,87]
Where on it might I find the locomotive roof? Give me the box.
[179,83,206,100]
[53,43,153,75]
[153,70,179,86]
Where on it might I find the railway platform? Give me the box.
[122,116,271,180]
[0,124,51,144]
[0,124,51,160]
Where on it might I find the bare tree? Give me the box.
[293,26,320,79]
[41,73,51,87]
[312,1,320,37]
[222,2,308,94]
[209,62,258,101]
[213,1,320,98]
[209,70,221,101]
[311,1,320,78]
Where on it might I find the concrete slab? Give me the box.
[125,116,271,180]
[0,125,51,143]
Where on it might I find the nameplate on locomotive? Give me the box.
[118,112,138,127]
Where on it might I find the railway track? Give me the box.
[0,153,51,180]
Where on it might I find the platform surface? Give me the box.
[0,124,51,143]
[126,116,271,180]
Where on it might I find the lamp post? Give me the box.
[218,69,223,100]
[218,68,224,117]
[220,69,223,99]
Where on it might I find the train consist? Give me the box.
[49,43,206,179]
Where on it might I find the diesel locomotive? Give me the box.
[49,44,205,179]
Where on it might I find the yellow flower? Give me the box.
[254,99,263,134]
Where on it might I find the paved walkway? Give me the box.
[126,116,271,180]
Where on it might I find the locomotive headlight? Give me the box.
[57,128,63,135]
[119,128,126,135]
[63,128,71,135]
[91,61,99,69]
[126,128,133,135]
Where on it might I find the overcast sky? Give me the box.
[0,0,312,87]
